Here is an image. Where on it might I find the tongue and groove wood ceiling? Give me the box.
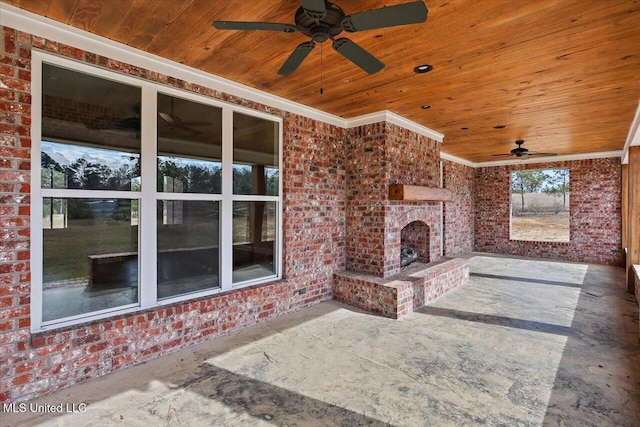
[5,0,640,163]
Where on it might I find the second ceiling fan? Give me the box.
[213,1,428,75]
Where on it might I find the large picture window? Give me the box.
[31,53,282,331]
[510,169,570,242]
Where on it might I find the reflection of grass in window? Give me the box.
[44,215,273,283]
[43,220,138,282]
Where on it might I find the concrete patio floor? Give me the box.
[3,253,640,426]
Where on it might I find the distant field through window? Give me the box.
[510,169,570,242]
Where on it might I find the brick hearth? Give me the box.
[334,258,469,319]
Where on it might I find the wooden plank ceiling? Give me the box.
[5,0,640,163]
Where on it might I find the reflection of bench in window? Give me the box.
[88,252,138,288]
[232,241,274,268]
[88,246,220,288]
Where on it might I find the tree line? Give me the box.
[511,169,569,211]
[42,153,278,221]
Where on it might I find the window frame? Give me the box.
[509,167,570,243]
[30,51,283,332]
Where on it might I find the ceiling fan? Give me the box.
[492,140,557,159]
[158,98,212,135]
[212,0,428,75]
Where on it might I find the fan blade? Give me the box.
[341,1,428,32]
[180,121,212,127]
[213,21,297,33]
[301,0,327,18]
[158,112,175,125]
[527,152,557,157]
[332,38,384,74]
[278,41,316,75]
[491,153,514,157]
[176,125,202,135]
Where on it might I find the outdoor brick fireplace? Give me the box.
[334,121,469,319]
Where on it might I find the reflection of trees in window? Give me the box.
[158,159,221,194]
[112,199,132,222]
[66,158,138,191]
[41,151,139,191]
[233,165,279,196]
[67,199,94,220]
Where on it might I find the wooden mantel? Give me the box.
[388,184,452,201]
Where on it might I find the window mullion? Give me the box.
[139,86,158,308]
[220,108,234,290]
[30,53,44,333]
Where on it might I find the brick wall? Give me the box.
[443,160,475,256]
[475,158,622,265]
[334,257,470,319]
[345,122,445,278]
[344,122,387,276]
[0,26,345,403]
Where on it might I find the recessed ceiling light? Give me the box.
[414,64,433,74]
[493,125,506,129]
[421,105,431,109]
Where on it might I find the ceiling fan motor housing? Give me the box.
[511,139,528,156]
[295,2,345,42]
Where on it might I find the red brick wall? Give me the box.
[443,160,475,256]
[345,122,446,278]
[345,122,388,276]
[386,123,441,187]
[475,158,622,265]
[0,26,345,403]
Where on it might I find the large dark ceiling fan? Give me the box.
[213,0,428,75]
[492,140,557,159]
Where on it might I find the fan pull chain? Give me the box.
[320,43,324,95]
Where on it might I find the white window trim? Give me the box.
[30,51,283,332]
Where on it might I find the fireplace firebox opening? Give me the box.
[400,220,429,268]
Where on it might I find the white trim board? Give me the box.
[622,102,640,164]
[440,150,623,168]
[345,111,444,142]
[473,150,623,168]
[440,152,475,167]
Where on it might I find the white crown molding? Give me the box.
[474,150,623,168]
[440,152,475,167]
[440,150,623,168]
[0,2,347,128]
[345,111,444,142]
[622,102,640,164]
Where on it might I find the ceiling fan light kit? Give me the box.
[213,1,428,75]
